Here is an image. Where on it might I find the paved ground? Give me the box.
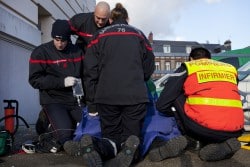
[1,125,250,167]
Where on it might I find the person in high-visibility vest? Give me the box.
[155,47,244,161]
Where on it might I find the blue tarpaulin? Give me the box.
[73,80,181,157]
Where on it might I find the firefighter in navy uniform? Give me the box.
[29,19,84,153]
[64,3,155,167]
[156,47,244,161]
[68,1,110,117]
[68,1,110,53]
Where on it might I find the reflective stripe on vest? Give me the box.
[185,59,237,75]
[186,97,242,108]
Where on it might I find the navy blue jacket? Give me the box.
[29,41,84,105]
[84,19,155,105]
[69,13,110,52]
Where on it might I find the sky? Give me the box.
[96,0,250,50]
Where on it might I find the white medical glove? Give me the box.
[64,76,77,87]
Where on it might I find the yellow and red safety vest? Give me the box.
[183,59,244,132]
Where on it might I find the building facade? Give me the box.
[148,32,231,79]
[0,0,96,124]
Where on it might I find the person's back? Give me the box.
[156,47,244,162]
[184,58,244,132]
[87,22,153,105]
[84,2,154,106]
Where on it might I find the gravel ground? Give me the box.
[0,125,250,167]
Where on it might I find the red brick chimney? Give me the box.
[148,31,153,44]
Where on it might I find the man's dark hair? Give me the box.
[189,47,211,60]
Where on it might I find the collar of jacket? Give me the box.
[111,19,128,25]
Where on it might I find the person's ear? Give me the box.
[109,18,113,24]
[126,17,129,23]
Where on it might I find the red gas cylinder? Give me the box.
[4,101,15,134]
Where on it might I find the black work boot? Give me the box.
[81,135,103,167]
[199,138,241,161]
[63,139,82,156]
[104,135,140,167]
[63,135,102,167]
[148,135,187,162]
